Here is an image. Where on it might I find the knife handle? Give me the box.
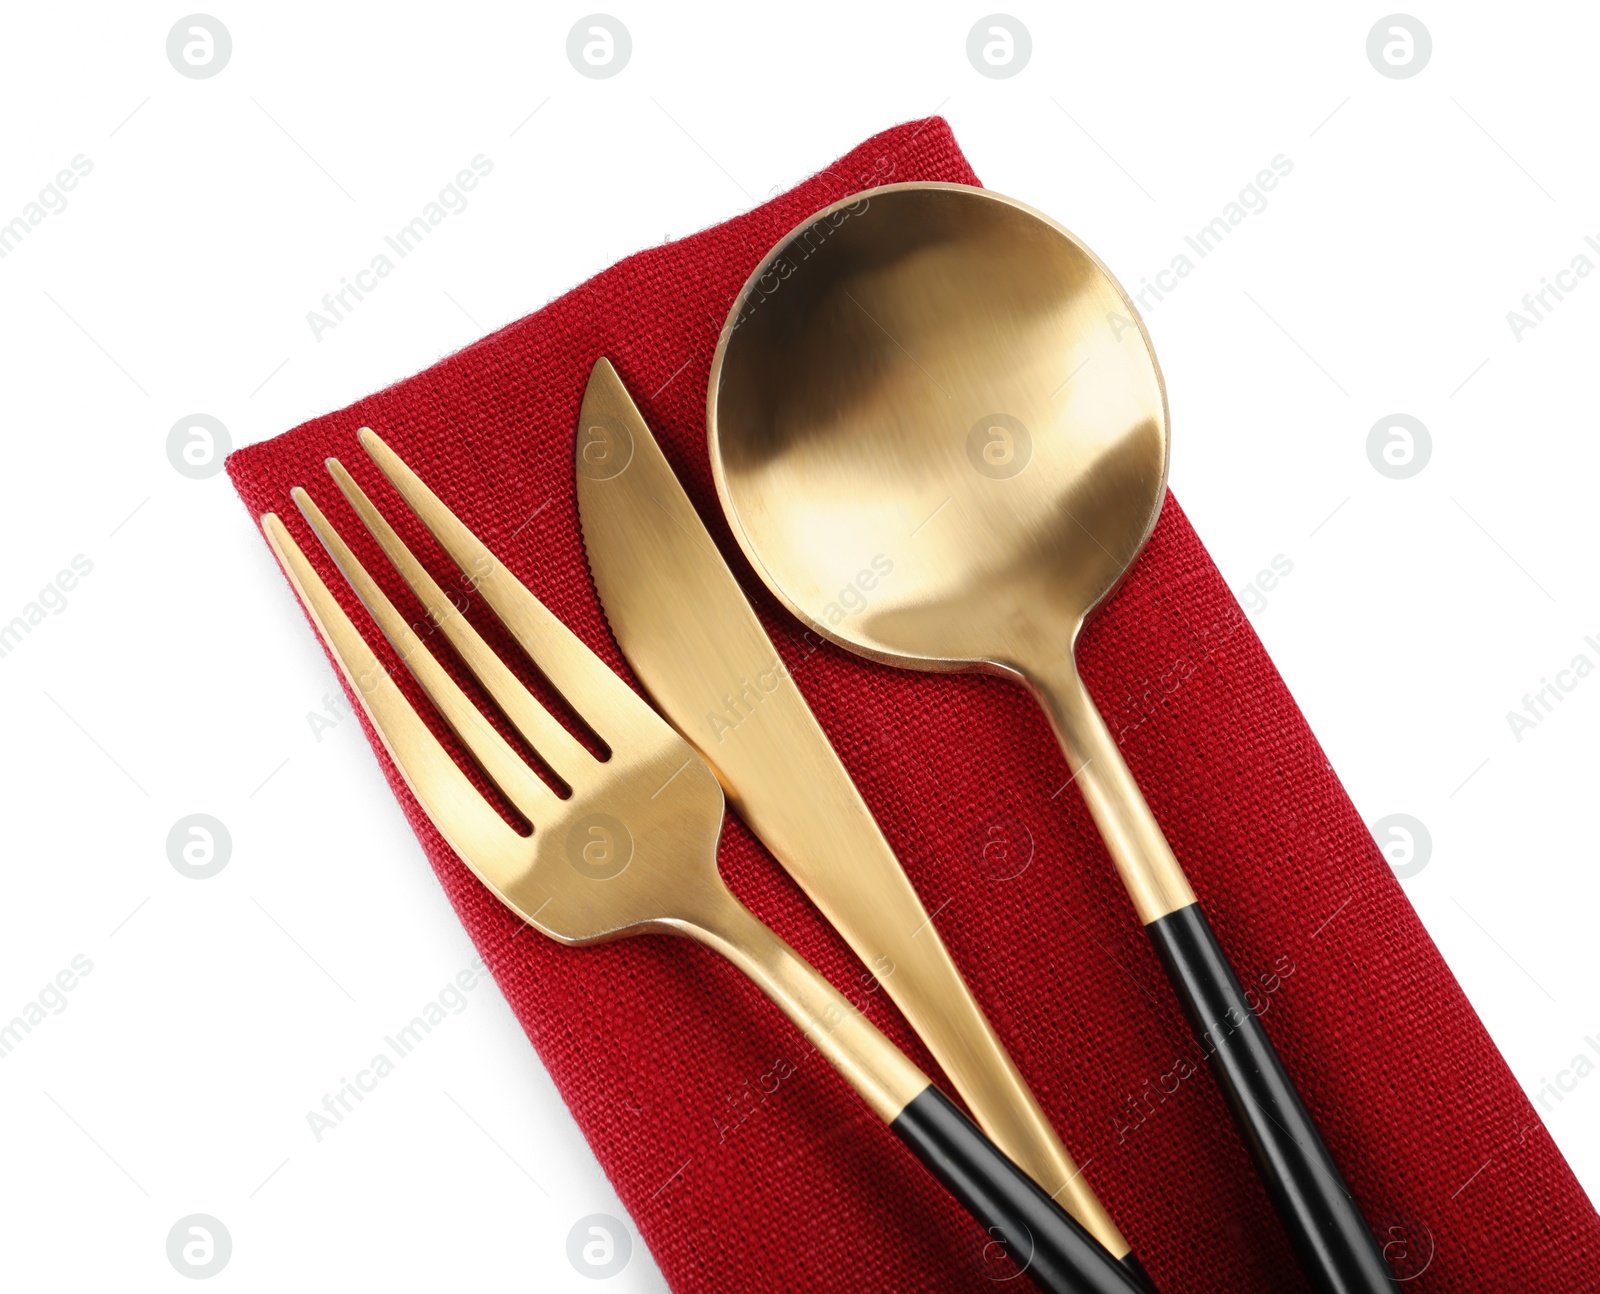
[892,1086,1149,1294]
[1144,902,1393,1294]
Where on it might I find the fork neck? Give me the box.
[670,889,928,1123]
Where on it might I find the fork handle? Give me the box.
[690,894,1144,1294]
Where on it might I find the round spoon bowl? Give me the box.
[708,182,1168,677]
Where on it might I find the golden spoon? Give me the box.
[707,181,1393,1294]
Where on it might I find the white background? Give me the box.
[1,2,1596,1288]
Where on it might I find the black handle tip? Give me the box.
[891,1085,1145,1294]
[1120,1252,1159,1293]
[1146,902,1395,1294]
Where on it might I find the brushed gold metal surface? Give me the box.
[575,358,1127,1255]
[707,182,1196,925]
[261,430,927,1124]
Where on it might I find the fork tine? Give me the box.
[261,512,517,869]
[324,457,594,792]
[357,428,646,750]
[290,486,560,823]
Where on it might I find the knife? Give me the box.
[574,358,1153,1290]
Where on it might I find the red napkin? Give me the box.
[228,119,1598,1292]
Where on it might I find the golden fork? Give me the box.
[259,429,1145,1294]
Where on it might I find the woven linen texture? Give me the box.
[228,118,1598,1292]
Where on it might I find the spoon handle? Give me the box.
[1033,660,1392,1294]
[1145,903,1394,1294]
